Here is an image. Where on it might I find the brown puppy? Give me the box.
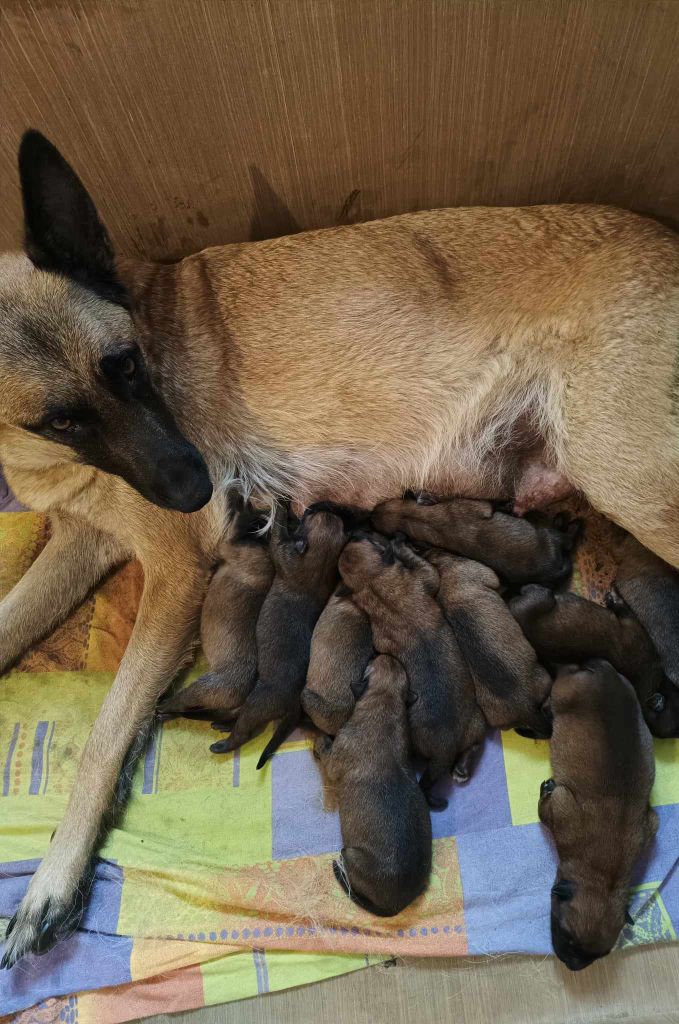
[315,654,432,917]
[158,495,274,720]
[339,534,486,809]
[4,132,679,964]
[302,586,374,735]
[211,506,347,764]
[427,551,552,737]
[539,660,657,971]
[509,585,679,737]
[611,534,679,688]
[372,494,577,587]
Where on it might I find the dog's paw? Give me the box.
[1,890,84,969]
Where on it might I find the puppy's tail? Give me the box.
[256,705,301,769]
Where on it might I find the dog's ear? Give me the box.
[18,130,127,306]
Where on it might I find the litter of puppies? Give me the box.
[160,491,679,970]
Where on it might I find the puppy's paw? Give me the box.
[1,871,88,969]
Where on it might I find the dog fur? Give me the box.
[372,495,577,586]
[157,494,274,721]
[301,586,374,735]
[209,505,346,763]
[509,584,679,737]
[2,128,679,962]
[338,535,486,809]
[315,654,432,917]
[427,550,552,736]
[539,660,657,971]
[611,534,679,688]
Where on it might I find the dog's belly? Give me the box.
[291,447,573,513]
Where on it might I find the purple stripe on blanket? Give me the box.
[2,723,20,797]
[29,721,49,795]
[0,471,24,512]
[253,948,270,993]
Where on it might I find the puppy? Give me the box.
[301,586,374,735]
[509,584,679,737]
[211,506,347,764]
[315,654,432,916]
[372,493,577,586]
[539,660,658,971]
[427,550,552,737]
[611,534,679,688]
[339,534,486,808]
[158,495,274,720]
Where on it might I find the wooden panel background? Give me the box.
[0,0,678,260]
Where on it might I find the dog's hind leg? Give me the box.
[0,514,126,673]
[1,554,208,968]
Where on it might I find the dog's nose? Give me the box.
[155,449,213,513]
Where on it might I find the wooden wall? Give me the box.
[1,0,678,260]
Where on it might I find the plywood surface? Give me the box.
[135,947,679,1024]
[1,1,678,261]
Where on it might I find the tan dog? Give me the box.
[2,129,679,963]
[427,551,552,737]
[315,654,432,917]
[157,494,274,720]
[372,495,577,586]
[301,586,374,735]
[611,535,679,688]
[539,660,657,971]
[338,535,486,808]
[509,584,679,737]
[210,505,346,764]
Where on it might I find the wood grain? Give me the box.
[1,1,678,261]
[135,947,679,1024]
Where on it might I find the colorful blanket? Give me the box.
[1,500,678,1023]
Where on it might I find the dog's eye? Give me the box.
[50,416,72,431]
[121,355,136,378]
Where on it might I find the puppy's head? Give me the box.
[338,532,394,589]
[0,131,212,513]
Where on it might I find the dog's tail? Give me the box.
[256,705,301,769]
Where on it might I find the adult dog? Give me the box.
[1,130,678,965]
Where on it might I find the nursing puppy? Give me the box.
[339,534,486,808]
[509,585,679,737]
[539,660,657,971]
[211,505,346,764]
[372,494,577,587]
[158,494,274,720]
[611,535,679,688]
[315,654,432,916]
[302,586,374,735]
[4,131,679,966]
[427,550,552,736]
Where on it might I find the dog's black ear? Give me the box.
[18,130,127,306]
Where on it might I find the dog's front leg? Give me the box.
[1,555,209,968]
[0,514,126,673]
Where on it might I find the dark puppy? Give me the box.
[509,584,679,737]
[427,550,552,737]
[539,660,657,971]
[158,495,274,720]
[315,654,432,916]
[211,505,347,764]
[302,586,374,735]
[372,493,577,586]
[611,534,679,687]
[339,534,486,808]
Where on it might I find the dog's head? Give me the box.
[0,130,212,513]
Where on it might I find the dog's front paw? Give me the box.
[1,867,89,969]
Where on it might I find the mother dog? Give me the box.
[1,131,678,965]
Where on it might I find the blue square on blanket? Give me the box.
[272,748,342,860]
[430,731,512,840]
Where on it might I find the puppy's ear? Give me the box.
[18,130,127,305]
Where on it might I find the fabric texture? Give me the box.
[0,493,677,1022]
